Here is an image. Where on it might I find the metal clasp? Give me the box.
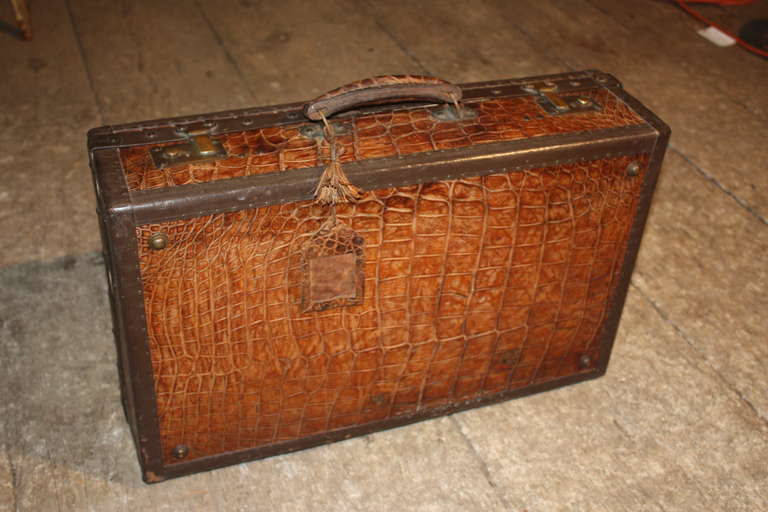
[522,82,601,116]
[150,122,228,168]
[299,121,352,140]
[431,103,478,122]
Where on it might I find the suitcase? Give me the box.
[87,71,669,483]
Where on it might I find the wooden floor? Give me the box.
[0,1,766,510]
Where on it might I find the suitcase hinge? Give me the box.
[150,122,228,168]
[522,82,601,115]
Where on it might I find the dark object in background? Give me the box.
[739,19,768,53]
[674,1,768,57]
[10,0,32,40]
[87,70,669,483]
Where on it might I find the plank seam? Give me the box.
[366,8,432,75]
[670,145,768,226]
[5,448,20,512]
[630,281,768,427]
[194,0,257,102]
[63,0,105,124]
[449,416,514,512]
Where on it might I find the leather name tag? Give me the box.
[300,219,365,312]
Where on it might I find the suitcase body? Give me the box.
[88,70,669,483]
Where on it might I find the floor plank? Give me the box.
[365,0,566,82]
[634,149,768,419]
[0,0,102,268]
[67,0,254,124]
[196,0,425,104]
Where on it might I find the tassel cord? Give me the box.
[314,112,362,206]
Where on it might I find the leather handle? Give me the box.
[304,75,462,121]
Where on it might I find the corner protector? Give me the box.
[142,470,167,485]
[585,69,623,89]
[87,126,119,152]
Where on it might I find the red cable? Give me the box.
[674,0,768,57]
[681,1,752,4]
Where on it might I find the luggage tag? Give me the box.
[300,116,365,313]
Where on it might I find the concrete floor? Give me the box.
[1,1,766,510]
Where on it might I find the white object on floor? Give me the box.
[697,26,737,47]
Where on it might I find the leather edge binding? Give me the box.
[90,148,167,483]
[129,124,658,225]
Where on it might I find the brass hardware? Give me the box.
[626,161,641,177]
[150,123,228,168]
[523,82,601,115]
[148,232,168,251]
[299,121,352,140]
[172,444,189,459]
[536,82,570,111]
[578,354,592,369]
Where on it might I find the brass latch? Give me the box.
[522,82,601,115]
[150,123,228,168]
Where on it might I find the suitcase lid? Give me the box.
[88,70,665,225]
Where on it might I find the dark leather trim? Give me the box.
[129,124,658,225]
[90,148,166,482]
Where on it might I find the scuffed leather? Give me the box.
[304,75,461,120]
[136,154,647,463]
[301,219,365,312]
[122,89,643,191]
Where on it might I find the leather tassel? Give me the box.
[314,156,363,205]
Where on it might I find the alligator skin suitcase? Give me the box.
[87,70,669,483]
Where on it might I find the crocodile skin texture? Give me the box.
[122,89,643,191]
[136,154,647,463]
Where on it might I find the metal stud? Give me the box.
[500,351,519,366]
[172,444,189,460]
[578,354,592,370]
[626,161,641,177]
[148,232,168,251]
